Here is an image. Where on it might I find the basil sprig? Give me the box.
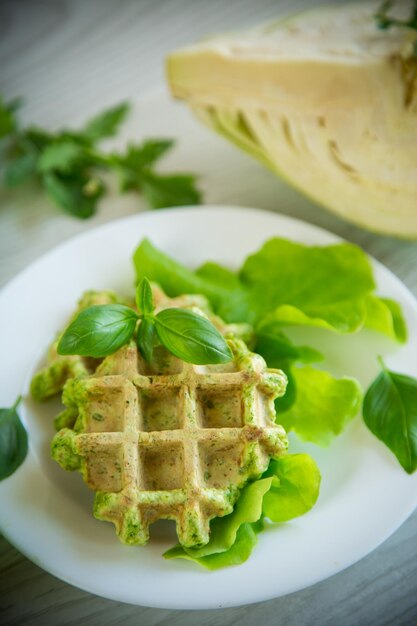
[363,358,417,474]
[0,396,28,481]
[58,278,232,365]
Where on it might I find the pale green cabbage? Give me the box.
[167,1,417,238]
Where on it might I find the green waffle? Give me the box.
[33,286,288,548]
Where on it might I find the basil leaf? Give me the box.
[58,304,138,358]
[154,308,232,365]
[137,318,156,363]
[363,363,417,473]
[136,277,154,315]
[0,397,28,481]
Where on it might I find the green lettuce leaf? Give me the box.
[274,363,297,413]
[196,261,241,290]
[239,238,374,332]
[279,366,362,446]
[164,523,258,570]
[163,476,272,569]
[364,295,407,343]
[254,321,323,413]
[255,321,323,366]
[262,454,321,522]
[134,238,228,307]
[164,453,321,569]
[133,238,405,342]
[261,300,366,334]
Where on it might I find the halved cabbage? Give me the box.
[167,1,417,238]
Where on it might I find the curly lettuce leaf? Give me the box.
[195,261,241,290]
[263,454,321,522]
[133,237,405,342]
[164,523,258,570]
[381,298,407,343]
[239,238,374,332]
[163,477,272,569]
[255,321,323,365]
[261,300,366,334]
[133,238,229,308]
[279,366,362,446]
[254,321,323,413]
[164,454,321,569]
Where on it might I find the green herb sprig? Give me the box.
[57,277,232,365]
[375,1,417,31]
[0,396,28,481]
[0,98,202,218]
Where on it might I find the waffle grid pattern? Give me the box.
[54,340,287,548]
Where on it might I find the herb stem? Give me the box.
[377,355,387,371]
[12,395,23,411]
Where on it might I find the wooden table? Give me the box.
[1,0,417,623]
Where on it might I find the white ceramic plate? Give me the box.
[1,206,417,609]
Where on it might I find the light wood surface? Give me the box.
[1,0,417,624]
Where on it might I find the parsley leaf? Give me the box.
[43,172,105,219]
[141,171,202,209]
[112,140,175,192]
[0,96,21,138]
[375,1,417,31]
[38,141,87,174]
[82,101,130,143]
[4,151,38,187]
